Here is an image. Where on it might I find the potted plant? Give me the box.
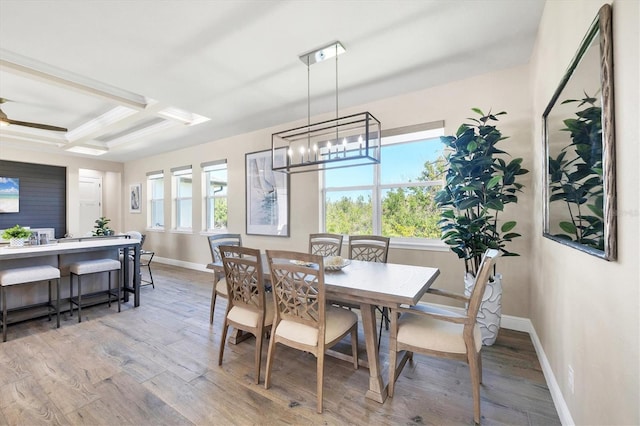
[92,216,114,236]
[435,108,528,345]
[2,224,33,247]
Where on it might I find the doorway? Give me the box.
[79,176,102,236]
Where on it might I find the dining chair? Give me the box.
[207,234,242,324]
[264,250,358,413]
[347,235,390,349]
[218,245,273,384]
[309,233,343,257]
[387,249,500,425]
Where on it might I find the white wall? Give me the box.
[530,0,639,424]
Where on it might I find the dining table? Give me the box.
[209,255,440,403]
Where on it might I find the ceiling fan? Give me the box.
[0,98,68,132]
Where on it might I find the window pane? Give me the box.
[325,161,374,188]
[177,199,192,228]
[381,185,442,238]
[325,190,373,234]
[151,178,164,198]
[381,138,443,184]
[177,175,192,197]
[151,199,164,227]
[207,170,227,196]
[207,197,228,229]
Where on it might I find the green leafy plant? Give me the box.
[435,109,529,276]
[2,224,33,240]
[92,216,113,236]
[548,93,604,250]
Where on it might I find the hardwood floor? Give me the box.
[0,263,560,425]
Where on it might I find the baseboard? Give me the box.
[527,320,575,426]
[152,256,212,273]
[151,259,573,424]
[426,303,573,425]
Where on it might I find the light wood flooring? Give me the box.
[0,263,560,425]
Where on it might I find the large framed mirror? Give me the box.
[542,4,616,260]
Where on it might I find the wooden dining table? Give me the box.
[209,255,440,403]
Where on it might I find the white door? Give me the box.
[79,176,102,236]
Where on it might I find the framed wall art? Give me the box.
[245,148,289,236]
[129,183,142,213]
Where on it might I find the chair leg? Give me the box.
[467,349,482,425]
[147,263,154,288]
[254,325,264,384]
[116,270,121,312]
[264,333,277,390]
[107,271,112,308]
[478,351,483,384]
[316,351,324,413]
[210,286,217,324]
[218,321,229,367]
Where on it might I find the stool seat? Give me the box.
[1,265,61,342]
[0,265,61,286]
[69,258,122,323]
[69,259,121,275]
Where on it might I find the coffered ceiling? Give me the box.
[0,0,545,163]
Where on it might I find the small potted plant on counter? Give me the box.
[92,216,114,236]
[2,224,33,247]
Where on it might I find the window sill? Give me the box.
[145,227,165,233]
[199,229,230,236]
[169,229,194,235]
[390,239,449,252]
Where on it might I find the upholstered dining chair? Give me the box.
[207,233,242,324]
[309,233,343,257]
[218,245,273,384]
[387,249,500,425]
[347,235,391,348]
[264,250,358,413]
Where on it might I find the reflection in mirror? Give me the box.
[543,4,616,260]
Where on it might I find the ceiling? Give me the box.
[0,0,545,163]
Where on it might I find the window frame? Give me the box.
[202,160,228,233]
[147,171,165,231]
[321,123,449,251]
[172,166,193,232]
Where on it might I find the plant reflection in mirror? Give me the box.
[548,93,604,250]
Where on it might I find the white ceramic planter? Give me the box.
[464,272,503,346]
[9,238,25,247]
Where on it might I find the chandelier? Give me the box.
[272,41,381,174]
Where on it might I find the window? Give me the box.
[323,122,445,244]
[147,171,164,229]
[202,160,228,231]
[172,166,192,231]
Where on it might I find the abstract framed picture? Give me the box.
[0,177,19,213]
[245,148,289,236]
[129,183,142,213]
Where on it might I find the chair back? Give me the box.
[220,245,265,314]
[309,233,343,256]
[348,235,390,263]
[208,234,242,264]
[266,250,326,340]
[466,249,500,323]
[126,230,142,242]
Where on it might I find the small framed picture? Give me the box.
[129,183,142,213]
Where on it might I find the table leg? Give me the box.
[360,302,388,403]
[229,329,251,345]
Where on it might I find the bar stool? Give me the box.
[0,265,61,342]
[69,259,121,323]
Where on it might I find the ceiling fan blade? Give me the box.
[6,119,68,132]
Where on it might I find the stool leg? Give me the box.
[107,271,112,308]
[69,273,74,317]
[115,270,121,312]
[77,275,82,323]
[2,287,6,342]
[56,278,60,329]
[48,280,52,322]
